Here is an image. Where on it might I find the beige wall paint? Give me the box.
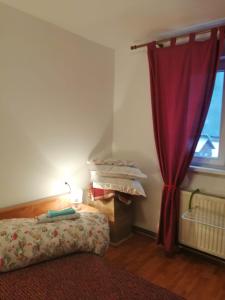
[182,171,225,197]
[113,46,225,233]
[0,3,114,208]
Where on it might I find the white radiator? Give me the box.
[179,190,225,259]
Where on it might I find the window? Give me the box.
[192,66,225,168]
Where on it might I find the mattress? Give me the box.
[0,212,109,272]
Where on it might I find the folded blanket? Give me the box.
[90,185,115,201]
[36,212,80,224]
[47,207,76,218]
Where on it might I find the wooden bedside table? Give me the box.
[86,194,134,245]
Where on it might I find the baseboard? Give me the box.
[179,244,225,266]
[132,225,157,240]
[133,226,225,265]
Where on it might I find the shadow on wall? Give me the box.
[112,149,163,232]
[75,118,114,189]
[182,170,225,197]
[112,47,163,232]
[88,118,114,162]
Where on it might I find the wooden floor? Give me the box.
[105,234,225,300]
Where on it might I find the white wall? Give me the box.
[113,47,163,232]
[113,46,225,233]
[1,2,224,226]
[0,3,114,208]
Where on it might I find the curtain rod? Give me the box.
[130,27,221,50]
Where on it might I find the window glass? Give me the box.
[194,71,224,159]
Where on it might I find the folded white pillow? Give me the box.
[87,159,137,168]
[92,175,146,197]
[89,164,147,180]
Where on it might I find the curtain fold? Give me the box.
[147,27,225,253]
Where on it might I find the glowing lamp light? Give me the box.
[65,182,83,203]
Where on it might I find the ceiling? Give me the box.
[1,0,225,49]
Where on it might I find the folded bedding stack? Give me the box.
[87,159,147,203]
[36,207,80,224]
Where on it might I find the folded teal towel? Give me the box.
[47,207,76,218]
[37,212,80,223]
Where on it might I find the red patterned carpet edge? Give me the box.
[0,253,185,300]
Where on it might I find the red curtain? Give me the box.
[147,28,225,253]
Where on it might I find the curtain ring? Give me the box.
[219,26,225,36]
[171,38,176,47]
[210,28,217,38]
[189,33,195,43]
[148,41,157,49]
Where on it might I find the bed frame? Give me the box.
[0,193,72,220]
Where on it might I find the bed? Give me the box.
[0,194,110,272]
[0,195,184,299]
[0,211,109,272]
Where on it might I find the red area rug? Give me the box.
[0,253,184,300]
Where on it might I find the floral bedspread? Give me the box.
[0,212,109,272]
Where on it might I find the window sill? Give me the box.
[189,165,225,177]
